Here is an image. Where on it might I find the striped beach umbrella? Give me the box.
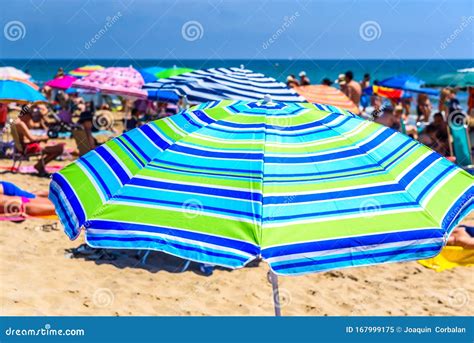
[144,67,305,103]
[69,65,104,78]
[294,85,360,114]
[49,100,472,313]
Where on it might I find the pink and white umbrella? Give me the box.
[72,66,147,99]
[45,75,78,90]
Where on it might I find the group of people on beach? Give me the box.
[286,69,474,161]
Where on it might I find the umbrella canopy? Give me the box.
[147,89,180,103]
[140,66,193,83]
[434,72,474,88]
[0,79,46,103]
[0,67,39,90]
[145,67,305,103]
[45,75,78,90]
[363,85,411,99]
[72,66,147,99]
[49,100,473,276]
[0,66,31,80]
[69,65,104,77]
[379,75,439,96]
[293,85,359,114]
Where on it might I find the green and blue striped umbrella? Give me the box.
[49,100,473,276]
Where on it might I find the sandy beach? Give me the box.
[0,157,472,316]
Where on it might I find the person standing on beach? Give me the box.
[54,67,64,79]
[343,71,362,106]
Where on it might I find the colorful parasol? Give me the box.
[293,85,360,113]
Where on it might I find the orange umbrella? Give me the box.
[293,85,360,114]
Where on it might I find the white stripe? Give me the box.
[76,162,106,203]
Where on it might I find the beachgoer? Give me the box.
[448,226,474,249]
[299,71,310,86]
[286,75,299,88]
[321,78,332,86]
[125,108,141,131]
[335,74,347,93]
[468,87,474,117]
[343,71,362,106]
[78,101,96,149]
[416,93,432,122]
[0,185,56,217]
[14,111,64,175]
[374,105,400,130]
[54,67,64,79]
[360,73,370,89]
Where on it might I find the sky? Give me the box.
[0,0,473,60]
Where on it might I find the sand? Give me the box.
[0,156,473,316]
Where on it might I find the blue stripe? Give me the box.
[264,183,403,205]
[264,129,393,164]
[129,177,263,202]
[116,194,261,219]
[169,144,263,160]
[149,160,262,175]
[271,246,441,272]
[261,228,443,258]
[122,134,151,162]
[95,145,130,184]
[141,124,170,150]
[79,157,112,199]
[51,173,86,226]
[86,220,260,255]
[114,137,145,167]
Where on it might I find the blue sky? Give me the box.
[1,0,473,60]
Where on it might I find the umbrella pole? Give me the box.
[269,270,282,316]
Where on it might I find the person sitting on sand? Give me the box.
[416,93,432,122]
[78,101,97,150]
[0,181,56,217]
[321,78,332,86]
[299,71,310,86]
[14,110,64,176]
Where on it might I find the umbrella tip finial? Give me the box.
[263,94,272,103]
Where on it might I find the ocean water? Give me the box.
[2,59,472,85]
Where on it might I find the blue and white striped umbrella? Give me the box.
[144,67,305,103]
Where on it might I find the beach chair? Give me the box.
[9,119,44,172]
[447,114,473,170]
[72,127,93,156]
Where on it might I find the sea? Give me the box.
[1,58,473,103]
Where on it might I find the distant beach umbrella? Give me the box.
[140,66,193,83]
[49,99,472,314]
[363,85,411,99]
[68,65,104,77]
[434,72,474,88]
[0,67,39,90]
[293,85,359,113]
[72,66,147,99]
[0,79,46,103]
[44,75,78,90]
[379,74,439,96]
[0,66,31,81]
[144,67,305,102]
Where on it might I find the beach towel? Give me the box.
[418,246,474,271]
[1,165,63,174]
